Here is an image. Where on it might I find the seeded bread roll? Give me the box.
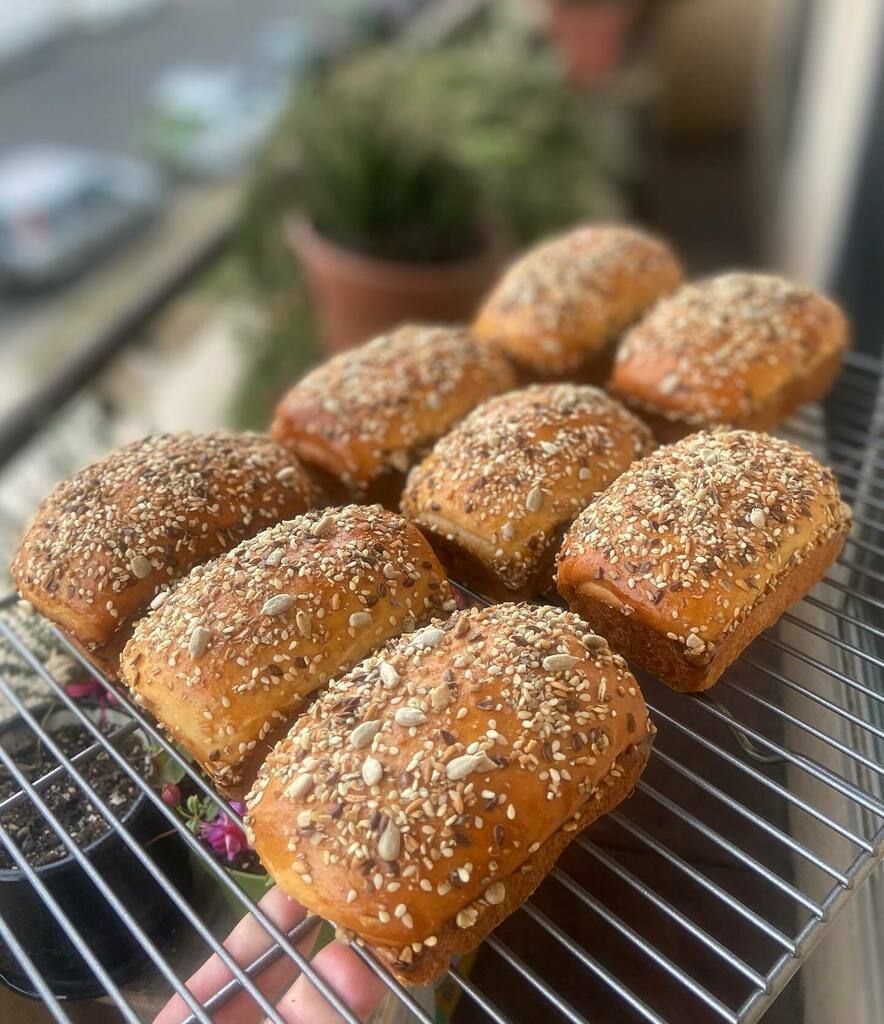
[557,430,851,692]
[120,506,454,796]
[246,603,653,986]
[10,433,318,677]
[401,385,654,600]
[473,224,682,383]
[610,273,849,441]
[271,324,516,508]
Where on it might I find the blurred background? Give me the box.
[0,3,881,1022]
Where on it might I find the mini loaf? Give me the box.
[401,385,654,600]
[271,324,516,508]
[557,430,851,691]
[10,432,318,676]
[246,602,652,986]
[120,506,455,796]
[610,272,849,440]
[473,224,682,383]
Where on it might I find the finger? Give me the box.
[269,939,388,1024]
[154,887,312,1024]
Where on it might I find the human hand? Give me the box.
[154,886,386,1024]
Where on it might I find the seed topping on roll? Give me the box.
[612,272,849,427]
[11,432,317,649]
[246,602,651,968]
[558,429,851,659]
[271,324,516,495]
[402,384,653,595]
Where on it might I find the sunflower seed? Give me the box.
[295,610,312,638]
[265,548,284,567]
[500,522,515,541]
[286,774,313,800]
[349,611,372,629]
[411,627,444,650]
[262,594,293,616]
[446,753,497,781]
[395,707,427,727]
[188,626,212,660]
[311,514,337,538]
[361,757,383,787]
[350,720,381,749]
[378,661,399,687]
[276,466,297,481]
[525,485,543,512]
[584,633,607,649]
[539,441,559,456]
[542,654,579,672]
[686,633,705,650]
[750,508,766,529]
[378,821,401,861]
[130,555,153,579]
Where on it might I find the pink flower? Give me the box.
[65,677,118,723]
[199,809,249,863]
[161,783,181,807]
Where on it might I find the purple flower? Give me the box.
[199,809,248,863]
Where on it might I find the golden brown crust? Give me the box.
[10,432,318,652]
[270,324,516,505]
[401,385,654,600]
[610,273,849,436]
[246,603,652,984]
[473,224,682,380]
[120,506,455,795]
[556,430,851,691]
[375,736,652,985]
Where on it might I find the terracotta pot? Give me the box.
[546,0,640,86]
[287,217,502,354]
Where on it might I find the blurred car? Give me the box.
[142,64,289,178]
[0,146,163,288]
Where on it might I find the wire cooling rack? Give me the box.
[0,350,881,1023]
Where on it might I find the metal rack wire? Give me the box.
[0,350,881,1023]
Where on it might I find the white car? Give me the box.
[0,146,163,288]
[143,65,289,178]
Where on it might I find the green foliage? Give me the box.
[293,88,486,263]
[229,18,639,433]
[336,37,636,243]
[149,742,189,787]
[181,794,219,833]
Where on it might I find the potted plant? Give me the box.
[544,0,641,85]
[0,702,192,1001]
[287,88,499,352]
[161,780,273,912]
[337,37,636,243]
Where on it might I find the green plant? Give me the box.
[227,290,321,431]
[293,87,487,263]
[332,35,637,242]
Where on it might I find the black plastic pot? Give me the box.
[0,705,193,1000]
